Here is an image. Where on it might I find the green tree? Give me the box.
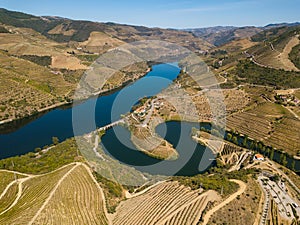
[242,136,249,148]
[34,147,42,153]
[226,133,232,141]
[232,136,238,145]
[280,152,288,167]
[191,127,198,137]
[291,160,296,171]
[269,148,274,160]
[52,137,59,145]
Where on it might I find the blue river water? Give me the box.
[0,62,298,174]
[0,63,181,159]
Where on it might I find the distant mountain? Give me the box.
[184,26,237,36]
[0,8,212,51]
[265,22,300,29]
[184,22,300,47]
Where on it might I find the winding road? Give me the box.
[201,179,247,225]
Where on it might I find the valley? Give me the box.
[0,6,299,225]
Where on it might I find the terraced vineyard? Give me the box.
[227,111,272,141]
[113,181,219,225]
[0,164,76,224]
[33,164,108,225]
[163,191,218,225]
[0,182,18,213]
[221,144,242,156]
[227,102,300,155]
[0,171,26,214]
[0,163,108,225]
[265,117,300,155]
[208,178,261,225]
[0,171,17,194]
[220,144,242,164]
[0,51,75,121]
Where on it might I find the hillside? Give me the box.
[187,23,300,47]
[247,25,300,71]
[0,8,214,124]
[0,163,108,225]
[0,8,212,51]
[190,26,264,47]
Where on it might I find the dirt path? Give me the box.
[0,170,31,201]
[28,163,79,225]
[276,35,300,71]
[201,179,247,225]
[125,180,166,199]
[0,175,34,215]
[92,134,106,160]
[283,105,300,120]
[254,184,265,225]
[0,169,31,177]
[159,190,219,225]
[0,163,79,214]
[266,159,300,195]
[0,180,18,200]
[82,163,111,225]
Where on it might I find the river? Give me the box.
[0,62,298,174]
[0,63,182,158]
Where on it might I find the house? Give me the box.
[253,154,264,161]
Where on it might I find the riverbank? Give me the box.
[0,66,152,128]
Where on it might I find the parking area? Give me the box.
[258,174,300,221]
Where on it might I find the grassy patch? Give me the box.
[0,25,9,33]
[289,43,300,70]
[93,171,124,213]
[209,177,262,225]
[172,174,238,196]
[75,54,99,63]
[19,55,52,67]
[172,168,259,197]
[235,60,300,88]
[0,138,81,174]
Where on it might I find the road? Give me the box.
[202,179,247,225]
[258,176,271,225]
[258,174,300,221]
[229,151,251,172]
[283,105,299,120]
[140,99,156,127]
[92,134,105,160]
[266,159,300,195]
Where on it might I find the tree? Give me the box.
[242,136,248,148]
[226,133,232,141]
[232,136,238,145]
[269,148,274,160]
[191,127,198,137]
[258,142,263,151]
[34,147,42,153]
[270,174,280,183]
[291,160,296,171]
[280,152,288,167]
[52,137,59,145]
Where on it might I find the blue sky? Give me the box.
[0,0,299,28]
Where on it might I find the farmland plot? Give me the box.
[113,181,219,225]
[0,164,76,224]
[33,164,108,225]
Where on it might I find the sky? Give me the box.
[0,0,299,28]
